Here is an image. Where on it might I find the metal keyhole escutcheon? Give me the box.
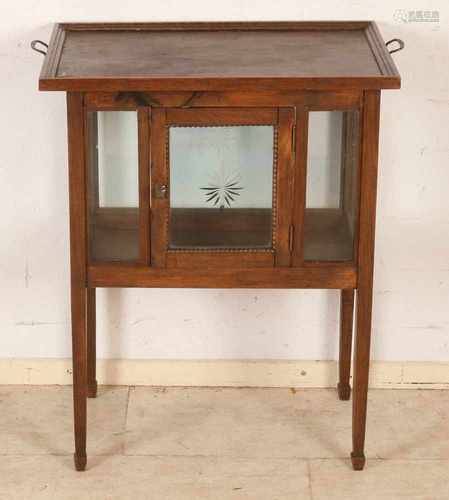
[154,184,168,199]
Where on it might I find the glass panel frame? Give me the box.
[86,108,150,264]
[149,107,295,269]
[303,109,361,263]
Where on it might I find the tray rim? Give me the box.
[38,21,401,92]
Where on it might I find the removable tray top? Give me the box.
[38,21,401,92]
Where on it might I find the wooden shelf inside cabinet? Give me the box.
[34,21,402,473]
[304,209,354,262]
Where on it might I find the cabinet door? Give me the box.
[86,109,150,264]
[150,108,295,268]
[303,110,361,263]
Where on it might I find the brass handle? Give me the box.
[31,40,48,56]
[386,38,405,55]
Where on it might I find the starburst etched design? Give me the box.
[200,168,244,209]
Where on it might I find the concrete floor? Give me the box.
[0,386,448,499]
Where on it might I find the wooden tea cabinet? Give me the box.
[34,21,402,471]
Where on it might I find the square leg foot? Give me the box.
[337,383,351,401]
[87,380,98,398]
[74,453,87,471]
[350,452,366,471]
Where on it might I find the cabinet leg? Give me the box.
[338,289,355,400]
[67,92,89,471]
[87,287,97,398]
[350,89,380,471]
[71,284,87,471]
[351,285,373,471]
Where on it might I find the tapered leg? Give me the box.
[351,282,375,471]
[87,287,98,398]
[351,89,381,471]
[338,289,355,400]
[67,92,88,471]
[71,285,87,471]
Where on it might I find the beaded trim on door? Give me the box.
[165,124,278,253]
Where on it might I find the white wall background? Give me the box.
[0,1,448,363]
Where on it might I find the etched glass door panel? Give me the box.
[87,111,140,261]
[304,110,360,261]
[168,125,275,249]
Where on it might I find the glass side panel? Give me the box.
[304,111,360,261]
[168,126,275,250]
[87,111,140,262]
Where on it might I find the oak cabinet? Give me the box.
[34,21,402,472]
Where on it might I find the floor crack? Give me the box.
[307,460,314,500]
[121,386,132,455]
